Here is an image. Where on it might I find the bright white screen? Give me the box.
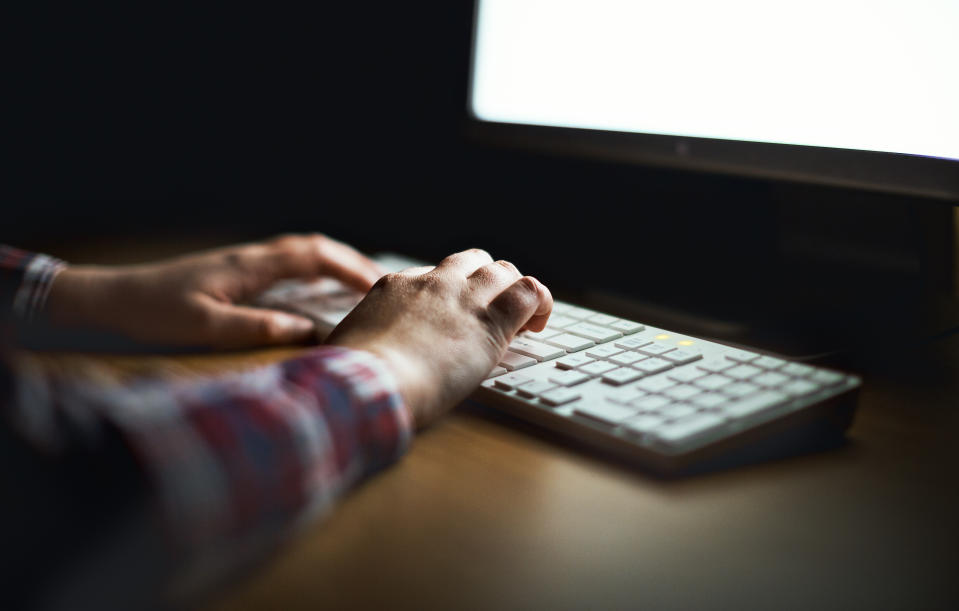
[472,0,959,161]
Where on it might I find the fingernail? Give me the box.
[277,315,315,333]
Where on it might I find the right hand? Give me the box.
[325,249,552,427]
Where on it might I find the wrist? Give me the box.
[45,265,127,331]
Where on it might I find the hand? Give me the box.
[45,234,385,349]
[326,248,552,427]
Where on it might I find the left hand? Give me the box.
[45,234,385,349]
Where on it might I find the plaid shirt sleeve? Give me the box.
[0,245,413,595]
[7,345,413,595]
[0,244,67,323]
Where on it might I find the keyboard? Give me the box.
[255,254,861,474]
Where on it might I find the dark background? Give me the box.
[6,2,956,354]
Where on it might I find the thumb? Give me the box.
[199,298,317,348]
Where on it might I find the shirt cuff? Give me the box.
[12,252,67,323]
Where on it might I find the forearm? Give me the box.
[43,264,131,331]
[1,346,412,604]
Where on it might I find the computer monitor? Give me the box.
[468,0,959,200]
[465,0,958,354]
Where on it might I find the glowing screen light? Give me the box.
[472,0,959,160]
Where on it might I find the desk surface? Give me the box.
[32,235,959,611]
[63,337,956,610]
[193,337,955,611]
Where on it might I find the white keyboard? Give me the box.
[256,255,861,474]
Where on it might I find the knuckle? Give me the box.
[518,275,539,295]
[467,247,493,261]
[223,251,244,269]
[373,272,399,290]
[494,259,520,276]
[470,264,498,283]
[308,232,329,250]
[259,315,281,342]
[268,233,299,248]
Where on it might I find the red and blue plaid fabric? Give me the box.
[0,246,412,591]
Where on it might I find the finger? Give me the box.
[312,236,386,292]
[197,297,317,349]
[229,235,384,296]
[485,276,553,342]
[467,260,522,301]
[521,277,553,332]
[433,248,494,278]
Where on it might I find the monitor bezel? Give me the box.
[465,1,959,203]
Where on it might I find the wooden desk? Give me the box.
[30,236,959,610]
[44,336,952,610]
[194,337,956,611]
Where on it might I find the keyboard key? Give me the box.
[636,373,677,393]
[697,357,735,373]
[605,386,647,404]
[661,349,702,365]
[563,306,595,320]
[781,362,814,377]
[722,381,761,398]
[691,392,728,409]
[609,320,645,334]
[753,356,786,370]
[587,313,619,325]
[726,349,760,363]
[752,371,789,388]
[494,373,533,390]
[487,366,507,378]
[809,370,844,386]
[602,367,644,385]
[615,336,652,350]
[655,413,725,445]
[543,333,595,352]
[668,365,707,383]
[781,379,821,396]
[566,322,623,343]
[580,361,619,376]
[722,391,788,419]
[575,402,637,425]
[555,353,595,370]
[550,302,572,316]
[663,385,701,401]
[633,358,672,375]
[609,351,646,366]
[540,387,582,406]
[631,394,672,412]
[509,337,566,362]
[660,403,697,420]
[586,344,624,359]
[548,370,591,387]
[545,315,579,330]
[516,380,557,398]
[621,414,664,435]
[637,342,675,356]
[498,351,537,371]
[523,329,560,343]
[695,374,733,391]
[725,364,762,380]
